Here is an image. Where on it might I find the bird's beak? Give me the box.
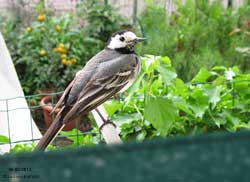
[135,37,147,42]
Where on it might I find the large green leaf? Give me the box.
[103,100,122,117]
[158,65,177,85]
[192,68,212,82]
[145,97,178,136]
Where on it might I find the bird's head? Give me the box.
[107,30,146,53]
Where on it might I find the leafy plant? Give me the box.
[10,143,36,153]
[2,0,127,95]
[136,0,250,81]
[104,55,250,140]
[77,0,128,42]
[3,55,250,153]
[14,13,102,94]
[60,128,101,148]
[4,127,101,153]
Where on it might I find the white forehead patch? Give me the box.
[107,31,137,49]
[123,32,137,41]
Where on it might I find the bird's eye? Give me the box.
[119,36,125,42]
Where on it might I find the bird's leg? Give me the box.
[94,108,116,131]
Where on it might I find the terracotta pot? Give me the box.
[38,88,54,99]
[40,96,80,131]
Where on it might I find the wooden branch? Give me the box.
[91,105,122,144]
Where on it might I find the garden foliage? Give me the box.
[1,54,250,151]
[104,55,250,140]
[137,0,250,80]
[0,0,125,94]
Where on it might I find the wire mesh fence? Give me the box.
[0,91,98,152]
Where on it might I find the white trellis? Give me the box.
[0,32,42,154]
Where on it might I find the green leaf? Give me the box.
[214,117,227,128]
[171,96,194,116]
[10,143,35,153]
[0,135,10,144]
[175,78,189,98]
[204,85,222,108]
[189,104,208,119]
[60,129,91,146]
[212,76,226,86]
[121,122,136,138]
[125,73,145,105]
[223,111,241,126]
[136,130,147,141]
[158,65,177,85]
[158,56,172,66]
[234,74,250,91]
[188,88,209,118]
[103,100,122,117]
[113,113,141,125]
[212,66,227,71]
[151,79,163,94]
[145,97,178,136]
[192,68,212,82]
[141,55,159,74]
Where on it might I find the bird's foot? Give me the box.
[99,119,116,131]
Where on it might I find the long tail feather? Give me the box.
[34,111,65,151]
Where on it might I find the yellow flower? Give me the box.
[59,43,65,48]
[55,44,67,54]
[61,54,67,59]
[67,61,73,65]
[37,14,46,22]
[26,27,32,33]
[55,25,62,32]
[61,59,68,65]
[58,47,67,54]
[40,49,46,56]
[54,43,67,54]
[61,58,75,65]
[71,58,77,64]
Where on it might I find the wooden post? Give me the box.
[91,105,122,144]
[133,0,138,25]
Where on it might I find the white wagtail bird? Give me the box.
[35,30,146,151]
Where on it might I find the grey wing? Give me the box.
[51,49,115,115]
[62,49,120,106]
[50,68,94,115]
[50,65,95,115]
[62,54,140,122]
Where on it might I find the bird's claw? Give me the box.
[99,119,116,131]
